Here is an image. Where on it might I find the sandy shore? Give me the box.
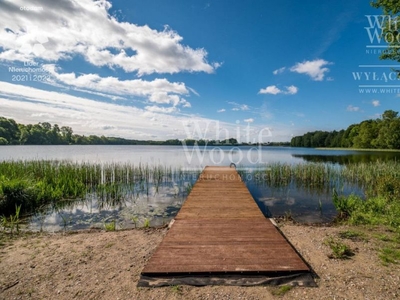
[0,223,399,300]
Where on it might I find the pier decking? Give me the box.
[139,166,313,286]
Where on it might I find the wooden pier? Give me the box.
[140,166,313,286]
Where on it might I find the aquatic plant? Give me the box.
[332,189,361,220]
[142,218,150,228]
[104,220,116,231]
[0,160,199,219]
[0,204,21,235]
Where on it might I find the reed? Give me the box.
[249,161,400,196]
[0,160,199,217]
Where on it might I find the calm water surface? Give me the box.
[2,145,392,167]
[1,145,399,231]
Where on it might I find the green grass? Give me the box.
[142,218,150,229]
[375,233,400,243]
[104,220,116,231]
[324,237,355,259]
[338,229,368,242]
[1,204,21,236]
[270,285,292,296]
[379,247,400,265]
[170,285,183,294]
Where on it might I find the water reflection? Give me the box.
[28,172,199,232]
[242,168,363,224]
[17,147,400,231]
[293,151,400,164]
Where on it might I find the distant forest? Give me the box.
[291,110,400,149]
[0,116,288,146]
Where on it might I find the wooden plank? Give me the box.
[141,166,310,275]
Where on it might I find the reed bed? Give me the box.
[0,160,200,215]
[246,161,400,196]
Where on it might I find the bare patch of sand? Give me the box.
[0,223,399,299]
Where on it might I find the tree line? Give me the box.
[0,117,244,146]
[290,110,400,149]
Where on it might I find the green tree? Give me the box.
[0,137,8,145]
[61,126,73,144]
[353,120,379,149]
[0,117,20,144]
[371,1,400,75]
[382,109,398,121]
[290,110,400,149]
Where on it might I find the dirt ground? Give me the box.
[0,223,399,300]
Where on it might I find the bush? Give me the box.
[0,179,34,215]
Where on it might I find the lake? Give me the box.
[2,145,399,167]
[1,145,399,231]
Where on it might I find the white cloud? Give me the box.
[259,85,281,95]
[258,85,298,95]
[0,81,237,140]
[0,0,218,75]
[180,99,191,108]
[217,109,226,113]
[286,85,298,95]
[372,100,380,107]
[228,102,250,111]
[1,81,300,142]
[290,59,332,81]
[244,118,254,123]
[42,65,191,110]
[347,105,360,112]
[272,67,286,75]
[145,105,178,114]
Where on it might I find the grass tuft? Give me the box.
[170,285,183,294]
[270,285,292,296]
[338,230,368,242]
[104,220,116,231]
[324,237,355,259]
[379,247,400,265]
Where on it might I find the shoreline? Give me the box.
[315,147,400,152]
[1,222,398,299]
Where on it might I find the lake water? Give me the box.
[2,145,398,167]
[1,145,399,231]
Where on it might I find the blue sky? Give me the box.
[0,0,398,142]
